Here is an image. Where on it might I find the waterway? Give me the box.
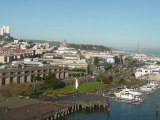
[125,49,160,57]
[67,90,160,120]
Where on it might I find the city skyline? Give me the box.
[0,0,160,48]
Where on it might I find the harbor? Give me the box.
[103,80,160,104]
[67,90,160,120]
[1,82,160,120]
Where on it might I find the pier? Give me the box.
[36,103,110,120]
[0,94,110,120]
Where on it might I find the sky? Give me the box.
[0,0,160,49]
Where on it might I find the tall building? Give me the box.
[0,28,4,36]
[3,26,10,34]
[0,25,10,36]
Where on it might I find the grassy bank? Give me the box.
[42,82,105,95]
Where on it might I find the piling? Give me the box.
[25,94,111,120]
[156,104,159,117]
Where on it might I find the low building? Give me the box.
[0,66,68,87]
[80,50,110,59]
[43,52,87,69]
[0,48,35,63]
[55,40,77,54]
[135,65,160,78]
[106,56,115,64]
[50,62,88,69]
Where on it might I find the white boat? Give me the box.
[149,81,159,88]
[139,81,159,93]
[114,88,143,102]
[139,85,154,92]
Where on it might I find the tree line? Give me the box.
[69,43,110,51]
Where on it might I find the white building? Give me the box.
[106,56,115,64]
[55,47,77,54]
[135,65,160,78]
[14,39,19,44]
[81,50,109,59]
[0,25,10,36]
[32,42,54,54]
[0,28,4,36]
[3,26,10,34]
[55,40,77,54]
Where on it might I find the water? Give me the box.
[67,91,160,120]
[125,49,160,57]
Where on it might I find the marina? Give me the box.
[67,90,160,120]
[102,80,160,105]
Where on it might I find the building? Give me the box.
[135,65,160,78]
[0,25,10,36]
[0,28,3,36]
[32,42,54,54]
[0,66,68,87]
[0,48,35,63]
[43,52,88,69]
[106,56,115,64]
[55,40,77,54]
[80,50,109,59]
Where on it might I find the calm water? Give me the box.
[125,49,160,57]
[67,91,160,120]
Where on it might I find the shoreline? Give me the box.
[0,82,159,120]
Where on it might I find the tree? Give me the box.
[44,73,60,89]
[19,84,33,96]
[108,75,113,82]
[94,57,99,67]
[96,74,112,84]
[33,75,43,82]
[87,65,93,75]
[128,59,138,67]
[119,78,125,84]
[104,64,112,71]
[114,56,120,64]
[0,83,33,97]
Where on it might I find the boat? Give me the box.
[149,81,159,88]
[114,88,143,102]
[139,81,159,93]
[139,85,154,93]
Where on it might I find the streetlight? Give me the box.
[75,78,79,120]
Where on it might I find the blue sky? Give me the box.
[0,0,160,48]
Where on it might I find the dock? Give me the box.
[0,93,110,120]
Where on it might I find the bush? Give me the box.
[0,83,34,97]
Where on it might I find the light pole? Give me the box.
[75,78,79,120]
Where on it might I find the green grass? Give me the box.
[54,85,75,94]
[41,89,54,95]
[112,78,120,84]
[41,82,105,95]
[77,82,105,93]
